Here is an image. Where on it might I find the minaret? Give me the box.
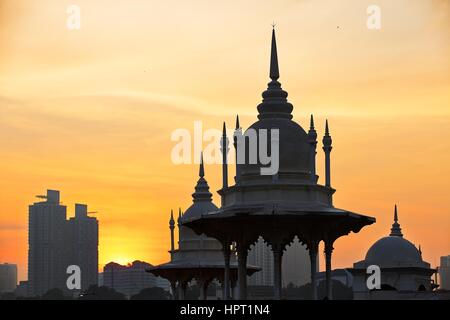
[390,204,403,237]
[233,115,243,184]
[177,208,183,232]
[308,115,318,183]
[221,122,229,191]
[169,209,175,259]
[322,119,333,187]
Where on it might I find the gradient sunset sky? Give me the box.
[0,0,449,281]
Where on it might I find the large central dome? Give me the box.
[240,119,310,177]
[239,29,311,181]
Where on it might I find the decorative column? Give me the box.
[237,243,248,300]
[223,240,231,300]
[221,122,229,198]
[178,281,187,300]
[272,244,284,300]
[322,119,333,187]
[230,278,237,300]
[308,240,319,300]
[170,280,177,300]
[324,239,334,300]
[234,115,243,185]
[199,279,209,300]
[169,210,175,259]
[308,114,317,183]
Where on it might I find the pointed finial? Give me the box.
[390,204,403,237]
[325,119,330,135]
[235,115,240,130]
[199,152,205,178]
[310,114,315,130]
[178,207,182,219]
[257,27,293,120]
[308,114,317,142]
[169,209,175,226]
[222,122,226,136]
[270,27,279,81]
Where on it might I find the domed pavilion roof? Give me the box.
[357,205,429,269]
[239,29,311,182]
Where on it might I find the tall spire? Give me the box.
[310,114,315,130]
[177,207,182,235]
[308,114,318,183]
[221,122,229,190]
[192,152,213,203]
[270,28,279,81]
[257,27,293,120]
[169,209,175,257]
[169,209,175,225]
[235,115,240,130]
[199,152,205,178]
[322,119,333,187]
[390,204,403,237]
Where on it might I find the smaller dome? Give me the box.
[362,205,428,268]
[365,236,423,268]
[179,154,218,222]
[177,155,221,252]
[182,201,218,221]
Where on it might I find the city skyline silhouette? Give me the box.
[0,1,449,297]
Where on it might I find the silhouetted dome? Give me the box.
[240,118,311,178]
[238,29,311,181]
[182,201,218,221]
[177,155,221,249]
[365,236,423,268]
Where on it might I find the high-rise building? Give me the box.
[103,260,169,298]
[440,255,450,290]
[248,237,274,286]
[28,190,67,296]
[0,263,17,293]
[282,237,315,287]
[67,203,99,291]
[28,190,99,296]
[248,236,315,288]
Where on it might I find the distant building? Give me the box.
[282,237,314,288]
[317,269,353,288]
[28,190,67,296]
[98,272,104,286]
[0,263,17,293]
[28,190,99,296]
[248,237,273,286]
[248,236,314,288]
[67,203,99,291]
[14,281,29,297]
[440,255,450,290]
[103,260,169,298]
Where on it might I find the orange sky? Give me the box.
[0,0,449,282]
